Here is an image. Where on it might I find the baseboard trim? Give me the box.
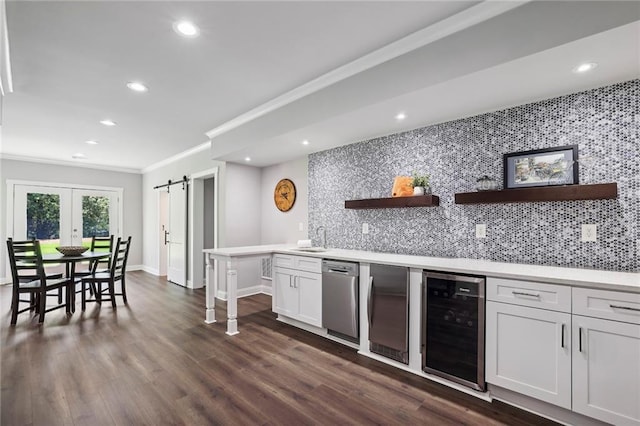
[216,285,271,301]
[140,265,160,275]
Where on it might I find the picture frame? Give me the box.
[503,145,578,189]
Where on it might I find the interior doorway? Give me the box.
[190,167,219,289]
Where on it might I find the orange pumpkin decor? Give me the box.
[392,176,413,197]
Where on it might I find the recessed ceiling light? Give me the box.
[573,62,598,74]
[72,153,86,159]
[127,81,148,92]
[302,140,309,145]
[395,112,406,121]
[244,157,251,162]
[173,20,199,37]
[100,119,116,126]
[85,140,98,145]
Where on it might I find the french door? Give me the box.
[11,184,120,252]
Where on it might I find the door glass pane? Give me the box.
[26,193,60,254]
[82,195,110,246]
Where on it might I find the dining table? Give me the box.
[42,251,111,312]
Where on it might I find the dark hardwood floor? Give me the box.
[1,271,558,425]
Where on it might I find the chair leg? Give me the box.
[10,291,19,325]
[38,290,46,323]
[121,276,128,304]
[58,287,63,304]
[109,280,116,308]
[81,281,86,311]
[94,283,101,304]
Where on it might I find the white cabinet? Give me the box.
[486,279,572,409]
[487,278,640,425]
[572,289,640,426]
[272,254,322,327]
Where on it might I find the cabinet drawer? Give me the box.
[573,287,640,325]
[273,254,322,274]
[487,277,571,312]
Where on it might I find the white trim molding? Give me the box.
[0,154,141,174]
[215,285,271,301]
[141,141,211,173]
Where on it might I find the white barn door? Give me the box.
[167,184,187,286]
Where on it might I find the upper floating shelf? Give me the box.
[454,183,618,204]
[345,195,440,209]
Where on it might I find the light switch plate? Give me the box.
[476,224,487,239]
[362,223,369,234]
[582,224,597,242]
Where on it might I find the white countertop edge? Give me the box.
[203,245,640,293]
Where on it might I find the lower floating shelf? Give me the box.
[454,183,617,204]
[345,195,440,209]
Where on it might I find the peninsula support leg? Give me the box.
[226,260,239,335]
[204,254,217,324]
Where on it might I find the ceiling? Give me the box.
[1,1,639,173]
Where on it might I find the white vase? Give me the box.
[413,186,424,196]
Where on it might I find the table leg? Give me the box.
[204,254,217,324]
[226,260,238,336]
[69,262,77,313]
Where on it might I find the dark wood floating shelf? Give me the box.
[345,195,440,209]
[454,183,618,204]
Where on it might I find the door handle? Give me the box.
[164,230,170,245]
[367,276,374,328]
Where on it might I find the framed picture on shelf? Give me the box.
[504,145,578,189]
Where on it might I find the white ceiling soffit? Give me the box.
[225,21,640,167]
[209,1,640,166]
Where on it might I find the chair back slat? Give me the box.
[89,235,114,272]
[110,236,131,279]
[6,238,47,287]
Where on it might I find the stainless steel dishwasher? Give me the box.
[322,260,359,343]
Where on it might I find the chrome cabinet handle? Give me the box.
[561,323,565,349]
[367,276,374,328]
[610,304,640,312]
[512,291,541,298]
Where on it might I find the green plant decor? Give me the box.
[411,173,430,188]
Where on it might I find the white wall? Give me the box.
[260,156,309,244]
[0,158,143,279]
[141,150,226,279]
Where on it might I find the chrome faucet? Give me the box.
[316,226,327,248]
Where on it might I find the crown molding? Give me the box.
[141,141,211,174]
[205,0,528,140]
[0,153,141,174]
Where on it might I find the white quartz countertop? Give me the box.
[203,245,640,293]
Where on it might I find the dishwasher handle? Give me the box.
[367,276,374,328]
[327,268,350,275]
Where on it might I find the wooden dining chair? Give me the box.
[81,236,131,309]
[6,239,72,325]
[74,235,114,278]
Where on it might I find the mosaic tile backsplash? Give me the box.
[309,80,639,272]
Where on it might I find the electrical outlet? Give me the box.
[476,224,487,239]
[298,222,304,231]
[582,224,597,242]
[362,223,369,234]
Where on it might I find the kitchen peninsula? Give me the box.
[204,245,639,425]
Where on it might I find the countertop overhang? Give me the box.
[203,245,640,293]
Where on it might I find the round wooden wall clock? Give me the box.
[274,178,296,212]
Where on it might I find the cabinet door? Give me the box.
[297,270,322,327]
[273,268,298,318]
[573,315,640,426]
[486,301,571,409]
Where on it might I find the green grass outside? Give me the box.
[39,239,91,255]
